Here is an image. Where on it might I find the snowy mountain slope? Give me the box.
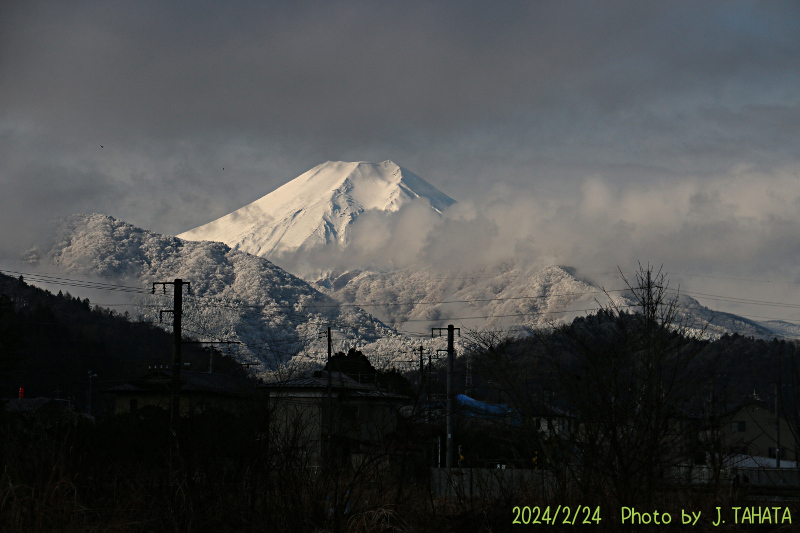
[178,160,456,259]
[38,214,795,380]
[675,295,788,340]
[757,320,800,338]
[317,263,797,341]
[45,214,397,370]
[174,160,798,344]
[317,264,629,335]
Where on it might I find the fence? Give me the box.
[667,465,800,486]
[431,467,556,498]
[734,467,799,486]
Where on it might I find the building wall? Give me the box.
[270,395,324,462]
[723,403,796,461]
[267,392,400,463]
[113,392,245,416]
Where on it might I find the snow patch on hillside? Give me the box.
[316,263,628,335]
[178,160,455,264]
[47,214,396,371]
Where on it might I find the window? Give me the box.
[768,448,784,459]
[730,421,746,432]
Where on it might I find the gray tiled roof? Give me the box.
[261,371,408,400]
[106,370,256,396]
[4,398,75,413]
[262,371,371,390]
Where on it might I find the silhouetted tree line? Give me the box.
[0,273,245,411]
[4,268,800,531]
[460,315,800,417]
[458,265,800,528]
[325,347,413,395]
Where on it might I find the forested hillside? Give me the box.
[459,311,800,413]
[0,272,244,413]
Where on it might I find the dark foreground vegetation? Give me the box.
[1,399,797,533]
[3,268,800,531]
[0,272,243,411]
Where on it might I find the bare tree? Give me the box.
[550,263,711,508]
[779,341,800,485]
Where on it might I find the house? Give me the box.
[715,398,796,462]
[260,371,409,466]
[106,370,257,415]
[3,397,80,423]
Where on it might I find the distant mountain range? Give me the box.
[312,264,791,341]
[20,161,799,373]
[178,159,797,342]
[314,264,623,334]
[45,213,402,371]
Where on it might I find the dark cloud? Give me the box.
[2,1,800,317]
[4,1,797,141]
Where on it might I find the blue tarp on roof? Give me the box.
[456,394,513,418]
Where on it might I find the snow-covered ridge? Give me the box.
[35,213,797,380]
[315,264,630,334]
[178,160,456,258]
[316,263,798,341]
[46,213,397,370]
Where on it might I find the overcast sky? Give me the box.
[2,1,800,321]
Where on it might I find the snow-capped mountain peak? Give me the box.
[178,160,455,258]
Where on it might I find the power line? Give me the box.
[395,304,640,323]
[667,288,800,310]
[0,267,657,317]
[671,272,795,285]
[10,267,800,312]
[9,267,800,335]
[1,270,152,294]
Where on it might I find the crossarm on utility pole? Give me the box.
[152,279,191,433]
[432,325,460,470]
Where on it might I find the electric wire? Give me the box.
[8,268,800,336]
[12,267,800,319]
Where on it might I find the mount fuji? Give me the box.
[20,161,797,378]
[178,160,456,264]
[176,160,797,342]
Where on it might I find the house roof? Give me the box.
[4,397,75,414]
[456,394,514,417]
[106,370,256,396]
[724,398,775,418]
[262,371,372,390]
[261,371,408,400]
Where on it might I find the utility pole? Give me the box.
[419,345,425,383]
[319,326,334,459]
[776,345,782,470]
[418,345,428,402]
[775,382,781,469]
[433,325,459,469]
[86,370,97,416]
[328,326,333,456]
[415,345,429,409]
[183,340,242,373]
[153,278,191,433]
[465,355,473,397]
